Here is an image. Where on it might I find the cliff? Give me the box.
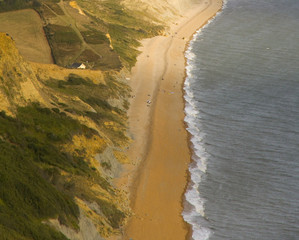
[0,33,130,240]
[0,33,46,114]
[0,0,194,239]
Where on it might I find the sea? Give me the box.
[183,0,299,239]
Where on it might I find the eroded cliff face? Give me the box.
[0,34,46,114]
[0,33,131,240]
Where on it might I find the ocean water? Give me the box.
[183,0,299,239]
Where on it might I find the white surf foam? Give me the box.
[182,4,226,239]
[183,63,212,239]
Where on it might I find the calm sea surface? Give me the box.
[183,0,299,239]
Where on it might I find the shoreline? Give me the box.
[118,0,223,239]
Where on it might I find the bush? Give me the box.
[0,104,105,238]
[97,199,126,229]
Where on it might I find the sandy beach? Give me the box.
[121,0,223,239]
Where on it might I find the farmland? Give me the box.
[0,9,53,64]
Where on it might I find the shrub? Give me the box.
[0,104,105,238]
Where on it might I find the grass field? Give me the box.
[0,9,53,64]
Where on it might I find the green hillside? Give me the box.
[0,33,130,239]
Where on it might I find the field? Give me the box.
[0,0,164,69]
[0,9,53,64]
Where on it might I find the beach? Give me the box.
[121,0,223,239]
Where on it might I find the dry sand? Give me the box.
[120,0,223,239]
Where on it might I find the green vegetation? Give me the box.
[97,199,125,229]
[108,24,142,68]
[14,104,96,173]
[101,161,112,170]
[0,101,127,238]
[0,0,164,236]
[0,33,130,233]
[44,24,82,66]
[0,0,60,12]
[78,48,122,71]
[0,105,85,239]
[0,225,32,240]
[0,0,165,69]
[81,30,109,45]
[109,20,163,66]
[45,73,129,145]
[46,1,64,15]
[48,25,80,45]
[76,0,164,68]
[0,0,33,12]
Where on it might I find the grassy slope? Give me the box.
[0,104,126,239]
[0,0,167,238]
[44,73,130,146]
[0,103,128,237]
[0,106,80,240]
[0,33,130,239]
[77,0,164,68]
